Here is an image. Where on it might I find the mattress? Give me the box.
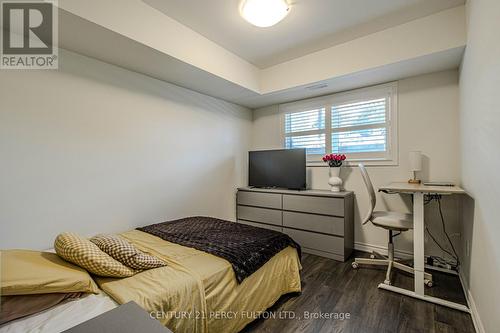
[0,292,118,333]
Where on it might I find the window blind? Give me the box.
[331,98,388,153]
[332,128,387,153]
[284,108,325,133]
[280,82,397,164]
[332,98,386,128]
[284,108,326,154]
[285,134,325,155]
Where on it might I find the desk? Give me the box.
[378,182,468,313]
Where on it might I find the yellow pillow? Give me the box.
[54,232,135,278]
[0,250,99,296]
[90,234,166,270]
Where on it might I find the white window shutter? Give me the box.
[331,98,388,153]
[280,82,398,165]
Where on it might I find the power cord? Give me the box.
[424,194,460,268]
[383,191,460,268]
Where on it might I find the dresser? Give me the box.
[236,187,354,262]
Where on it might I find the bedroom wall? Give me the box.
[458,0,500,332]
[252,70,461,259]
[0,49,252,250]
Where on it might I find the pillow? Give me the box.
[0,293,83,325]
[90,234,166,270]
[54,232,136,278]
[0,250,99,296]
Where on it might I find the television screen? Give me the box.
[249,149,306,190]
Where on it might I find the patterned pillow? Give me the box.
[54,232,136,278]
[90,234,166,270]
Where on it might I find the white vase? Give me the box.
[328,167,342,192]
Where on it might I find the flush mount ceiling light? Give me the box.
[240,0,290,28]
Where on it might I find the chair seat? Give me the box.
[371,211,413,231]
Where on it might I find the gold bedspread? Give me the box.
[95,230,302,333]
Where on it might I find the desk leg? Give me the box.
[413,192,425,296]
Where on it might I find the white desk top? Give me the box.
[379,182,465,194]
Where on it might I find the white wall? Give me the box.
[253,70,461,258]
[459,0,500,332]
[0,49,252,250]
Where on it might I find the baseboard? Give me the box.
[354,241,413,259]
[459,272,485,333]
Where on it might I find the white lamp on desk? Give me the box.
[408,151,422,184]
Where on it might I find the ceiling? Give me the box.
[143,0,464,68]
[58,5,464,108]
[56,1,465,109]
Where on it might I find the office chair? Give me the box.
[352,164,433,287]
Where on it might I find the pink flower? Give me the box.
[322,154,346,165]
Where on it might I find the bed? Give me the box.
[1,226,302,333]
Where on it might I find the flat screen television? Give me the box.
[248,148,306,190]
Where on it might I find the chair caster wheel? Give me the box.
[352,262,359,269]
[425,280,433,287]
[384,280,391,285]
[370,254,376,259]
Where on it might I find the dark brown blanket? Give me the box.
[137,216,301,283]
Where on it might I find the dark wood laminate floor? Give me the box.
[242,252,475,333]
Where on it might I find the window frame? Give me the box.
[279,82,398,167]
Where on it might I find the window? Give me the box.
[281,83,398,165]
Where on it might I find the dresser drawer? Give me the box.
[283,228,344,254]
[283,194,344,216]
[237,191,282,209]
[237,205,282,226]
[238,220,282,232]
[283,211,344,236]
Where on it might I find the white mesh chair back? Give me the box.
[359,163,376,225]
